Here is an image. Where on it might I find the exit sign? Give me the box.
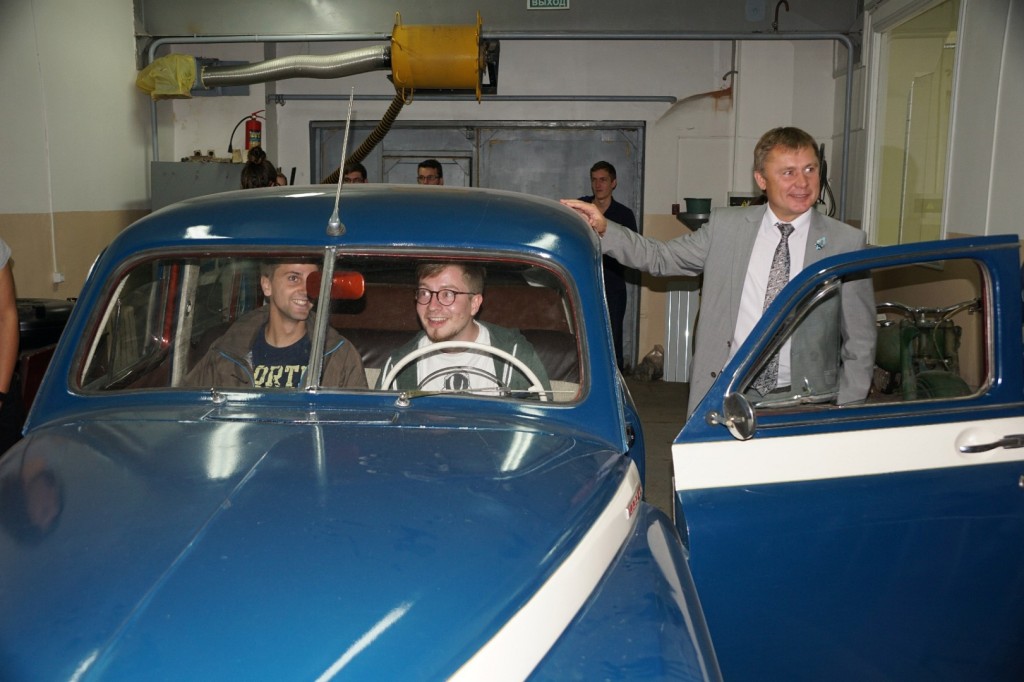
[528,0,569,8]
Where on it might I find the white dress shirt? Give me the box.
[730,208,811,389]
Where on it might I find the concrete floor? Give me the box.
[623,376,690,517]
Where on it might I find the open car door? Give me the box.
[674,235,1024,680]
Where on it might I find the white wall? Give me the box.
[4,0,1019,300]
[1,0,152,298]
[168,37,837,218]
[860,0,1024,240]
[946,0,1024,237]
[1,0,148,212]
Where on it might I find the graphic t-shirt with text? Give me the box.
[251,327,310,388]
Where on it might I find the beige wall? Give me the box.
[635,214,695,356]
[3,211,145,299]
[1,0,149,302]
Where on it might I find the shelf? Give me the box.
[675,212,710,230]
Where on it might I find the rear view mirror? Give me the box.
[306,271,366,301]
[706,392,756,440]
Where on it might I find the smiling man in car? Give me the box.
[185,260,366,389]
[377,262,550,396]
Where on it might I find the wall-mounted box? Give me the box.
[728,192,763,207]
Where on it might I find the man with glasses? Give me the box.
[377,263,550,396]
[416,159,444,185]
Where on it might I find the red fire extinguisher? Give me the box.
[244,111,264,150]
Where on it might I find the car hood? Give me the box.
[0,415,629,680]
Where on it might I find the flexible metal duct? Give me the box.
[320,93,406,184]
[200,45,391,89]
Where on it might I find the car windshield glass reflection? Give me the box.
[77,254,582,403]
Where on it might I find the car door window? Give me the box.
[748,257,986,414]
[79,260,179,391]
[79,256,269,391]
[869,259,984,403]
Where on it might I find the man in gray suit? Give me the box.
[563,126,876,416]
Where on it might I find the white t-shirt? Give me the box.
[0,238,10,270]
[416,325,505,394]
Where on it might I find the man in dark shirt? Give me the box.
[185,261,366,389]
[579,161,638,370]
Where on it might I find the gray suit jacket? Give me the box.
[602,205,876,415]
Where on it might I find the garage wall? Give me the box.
[166,37,836,359]
[3,0,1021,366]
[945,0,1024,237]
[0,0,150,299]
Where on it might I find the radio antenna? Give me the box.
[327,87,356,236]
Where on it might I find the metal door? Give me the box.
[312,120,645,367]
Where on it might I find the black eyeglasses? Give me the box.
[414,288,477,306]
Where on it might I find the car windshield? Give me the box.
[75,252,581,403]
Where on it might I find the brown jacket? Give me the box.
[184,308,366,389]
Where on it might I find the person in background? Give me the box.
[416,159,444,185]
[377,262,550,397]
[343,162,368,184]
[185,260,367,390]
[241,146,279,189]
[0,238,25,454]
[578,160,638,370]
[562,126,875,415]
[275,168,288,186]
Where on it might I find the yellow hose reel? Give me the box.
[390,12,485,101]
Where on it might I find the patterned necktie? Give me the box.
[752,222,794,395]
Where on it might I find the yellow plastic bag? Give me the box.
[136,54,196,100]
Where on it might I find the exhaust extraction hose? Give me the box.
[200,46,391,88]
[320,92,405,184]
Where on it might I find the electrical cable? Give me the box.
[818,143,836,217]
[227,115,248,153]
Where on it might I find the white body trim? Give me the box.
[675,416,1024,491]
[451,463,642,680]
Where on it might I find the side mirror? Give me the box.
[706,392,756,440]
[306,271,365,301]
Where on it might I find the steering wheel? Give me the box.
[379,340,548,401]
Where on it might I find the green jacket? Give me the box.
[184,307,367,389]
[377,321,551,396]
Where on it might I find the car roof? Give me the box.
[123,184,598,267]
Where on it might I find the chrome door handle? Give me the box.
[959,434,1024,454]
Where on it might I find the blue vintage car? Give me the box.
[0,186,719,681]
[3,184,1022,680]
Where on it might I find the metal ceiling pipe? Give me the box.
[200,45,390,89]
[271,94,678,103]
[145,33,387,165]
